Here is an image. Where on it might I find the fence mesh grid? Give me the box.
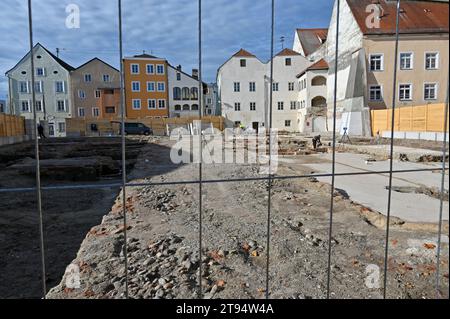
[0,0,448,299]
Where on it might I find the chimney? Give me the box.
[192,68,199,80]
[176,65,182,71]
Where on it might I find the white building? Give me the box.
[5,43,74,137]
[296,59,329,132]
[0,99,6,113]
[167,65,203,117]
[217,48,311,132]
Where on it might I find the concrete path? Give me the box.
[297,152,448,224]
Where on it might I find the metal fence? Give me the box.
[0,0,448,299]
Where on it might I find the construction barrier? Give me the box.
[0,113,26,137]
[371,103,449,136]
[66,116,225,136]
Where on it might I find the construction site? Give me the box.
[0,129,448,299]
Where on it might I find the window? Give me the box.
[92,107,100,117]
[103,74,111,82]
[95,90,101,98]
[174,104,181,111]
[369,85,382,101]
[290,101,297,110]
[176,72,181,81]
[272,82,279,91]
[250,102,256,111]
[424,83,437,100]
[183,104,190,111]
[148,99,156,109]
[146,64,154,74]
[191,104,199,111]
[285,120,291,127]
[207,109,212,115]
[234,102,241,111]
[240,59,246,67]
[55,81,65,93]
[21,100,30,112]
[35,100,42,112]
[57,100,66,112]
[190,87,198,100]
[173,87,181,100]
[182,87,190,100]
[105,107,115,114]
[157,82,165,92]
[78,107,85,117]
[147,82,155,92]
[277,102,284,110]
[249,82,256,92]
[78,90,86,99]
[156,64,165,74]
[233,82,240,92]
[158,99,166,109]
[207,98,212,104]
[400,53,413,70]
[399,84,412,101]
[234,121,241,126]
[425,53,438,70]
[58,122,66,133]
[19,81,29,93]
[288,82,295,91]
[285,58,292,66]
[84,74,92,82]
[370,54,383,71]
[132,99,141,110]
[131,64,140,74]
[34,81,42,93]
[132,81,140,92]
[36,67,45,76]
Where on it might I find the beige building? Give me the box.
[298,0,449,135]
[71,58,120,120]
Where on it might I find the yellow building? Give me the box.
[124,53,169,119]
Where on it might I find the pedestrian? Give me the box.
[312,135,322,149]
[37,123,46,139]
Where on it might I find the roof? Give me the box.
[275,48,301,57]
[296,59,329,78]
[5,43,74,74]
[167,64,208,86]
[133,53,159,59]
[346,0,449,35]
[75,57,119,72]
[233,49,256,58]
[296,28,328,56]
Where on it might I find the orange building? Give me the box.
[124,53,169,119]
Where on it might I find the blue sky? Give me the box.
[0,0,333,99]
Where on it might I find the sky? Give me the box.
[0,0,333,99]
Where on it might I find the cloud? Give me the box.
[0,0,333,99]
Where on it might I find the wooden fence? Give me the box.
[66,116,225,136]
[0,113,26,137]
[371,103,449,135]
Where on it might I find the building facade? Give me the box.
[167,65,202,117]
[5,43,74,137]
[71,58,120,120]
[297,59,329,133]
[204,83,219,116]
[124,54,169,119]
[217,48,311,132]
[302,0,449,136]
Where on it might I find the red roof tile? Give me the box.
[233,49,256,57]
[347,0,449,35]
[275,48,301,56]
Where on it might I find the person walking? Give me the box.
[37,123,46,139]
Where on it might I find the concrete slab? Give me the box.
[300,152,448,224]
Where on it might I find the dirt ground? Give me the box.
[20,136,445,300]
